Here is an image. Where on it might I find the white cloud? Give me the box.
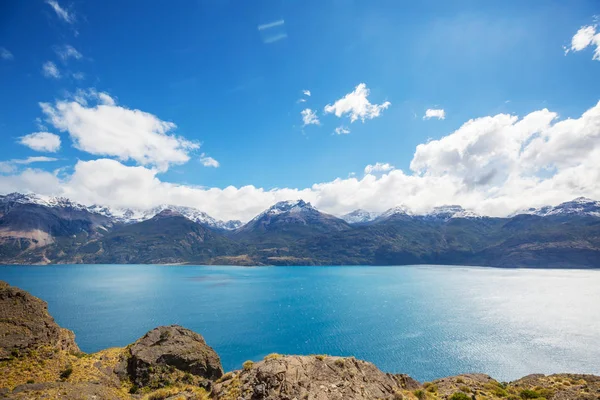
[97,92,115,106]
[567,24,600,60]
[303,90,311,97]
[264,34,287,44]
[0,157,58,174]
[72,72,85,80]
[39,91,199,171]
[0,47,13,60]
[42,61,60,78]
[258,20,284,31]
[324,83,390,123]
[45,0,75,23]
[301,108,320,126]
[423,108,446,120]
[364,163,395,175]
[54,44,82,62]
[2,101,600,222]
[334,126,350,135]
[200,154,220,168]
[18,132,61,152]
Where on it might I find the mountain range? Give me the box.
[1,192,599,267]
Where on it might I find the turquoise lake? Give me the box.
[1,265,599,382]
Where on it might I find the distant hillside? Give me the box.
[1,193,599,267]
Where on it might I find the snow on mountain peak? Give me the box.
[265,200,315,215]
[520,197,600,218]
[341,209,380,224]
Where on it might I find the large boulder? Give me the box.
[116,325,223,389]
[0,280,79,359]
[213,355,420,400]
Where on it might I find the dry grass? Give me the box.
[0,346,73,389]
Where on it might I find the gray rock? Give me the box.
[0,281,80,359]
[213,355,420,400]
[115,325,223,389]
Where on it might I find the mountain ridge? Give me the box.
[1,193,599,268]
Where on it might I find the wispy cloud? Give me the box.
[301,108,320,126]
[334,126,350,135]
[423,108,446,120]
[45,0,75,23]
[258,19,287,44]
[200,154,220,168]
[258,19,284,31]
[54,44,82,62]
[0,157,58,174]
[42,61,61,79]
[0,47,13,60]
[303,90,311,97]
[264,33,287,44]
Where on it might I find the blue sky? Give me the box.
[0,0,599,221]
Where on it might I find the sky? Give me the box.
[0,0,599,222]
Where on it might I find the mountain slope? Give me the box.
[81,210,239,264]
[0,194,599,267]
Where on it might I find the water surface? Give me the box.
[1,265,598,382]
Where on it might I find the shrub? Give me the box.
[393,391,404,400]
[264,353,281,361]
[450,392,471,400]
[334,359,345,368]
[243,360,254,371]
[413,389,426,400]
[60,366,73,380]
[315,355,326,361]
[27,379,34,384]
[520,389,543,399]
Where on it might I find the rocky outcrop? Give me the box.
[0,281,79,359]
[115,325,223,389]
[213,355,420,400]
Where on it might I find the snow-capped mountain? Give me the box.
[518,197,600,218]
[236,199,349,234]
[0,193,242,230]
[340,209,380,224]
[422,205,480,221]
[370,205,413,223]
[107,204,242,230]
[0,192,90,211]
[344,204,480,224]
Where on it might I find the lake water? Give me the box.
[0,265,599,382]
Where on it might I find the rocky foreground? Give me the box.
[1,281,599,399]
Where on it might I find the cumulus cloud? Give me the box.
[301,108,320,126]
[42,61,60,78]
[303,90,311,97]
[45,0,75,23]
[200,154,220,168]
[324,83,390,123]
[334,126,350,135]
[39,91,199,171]
[364,163,395,175]
[2,101,600,222]
[54,44,82,62]
[423,108,446,120]
[567,24,600,60]
[0,47,13,60]
[18,132,61,152]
